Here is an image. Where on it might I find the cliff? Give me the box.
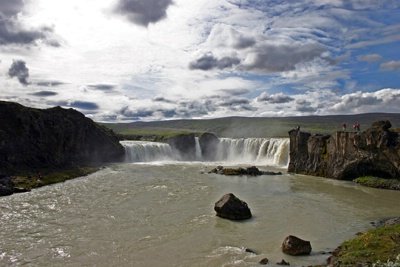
[288,121,400,180]
[0,101,125,175]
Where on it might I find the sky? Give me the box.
[0,0,400,122]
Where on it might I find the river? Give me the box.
[0,139,399,266]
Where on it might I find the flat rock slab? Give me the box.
[209,166,282,176]
[214,193,252,220]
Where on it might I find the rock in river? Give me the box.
[214,193,252,220]
[282,235,312,256]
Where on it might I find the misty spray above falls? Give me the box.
[120,137,289,167]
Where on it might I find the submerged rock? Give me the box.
[259,258,269,265]
[281,235,312,256]
[276,259,290,265]
[214,193,252,220]
[209,166,282,176]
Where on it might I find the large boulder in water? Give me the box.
[199,132,219,161]
[282,235,312,256]
[0,101,125,174]
[214,193,252,220]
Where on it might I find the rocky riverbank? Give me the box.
[288,120,400,188]
[0,101,124,196]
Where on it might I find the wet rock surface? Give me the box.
[209,166,282,176]
[214,193,252,220]
[282,235,312,256]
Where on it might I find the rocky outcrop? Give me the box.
[282,235,312,256]
[0,101,124,175]
[199,132,219,161]
[288,121,400,180]
[214,193,252,220]
[166,133,196,160]
[209,166,282,176]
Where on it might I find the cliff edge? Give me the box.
[0,101,124,175]
[288,120,400,180]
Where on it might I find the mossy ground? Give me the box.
[354,176,400,190]
[330,224,400,266]
[11,167,99,191]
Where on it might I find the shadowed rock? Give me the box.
[0,101,124,175]
[288,120,400,180]
[214,193,252,220]
[282,235,312,256]
[199,132,219,161]
[166,133,196,161]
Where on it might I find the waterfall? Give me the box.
[120,138,290,167]
[194,137,202,161]
[121,141,175,162]
[215,138,289,167]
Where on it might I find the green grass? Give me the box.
[354,176,400,190]
[12,167,99,191]
[331,224,400,266]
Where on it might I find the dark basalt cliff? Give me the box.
[288,120,400,180]
[166,133,197,160]
[0,101,124,175]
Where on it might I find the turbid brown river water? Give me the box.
[1,161,400,267]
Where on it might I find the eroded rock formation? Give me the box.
[288,121,400,180]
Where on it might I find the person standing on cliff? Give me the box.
[342,123,346,131]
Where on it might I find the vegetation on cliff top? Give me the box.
[354,176,400,191]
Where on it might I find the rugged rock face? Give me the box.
[281,235,312,256]
[214,193,252,220]
[288,121,400,180]
[166,133,196,160]
[199,132,219,161]
[0,101,124,174]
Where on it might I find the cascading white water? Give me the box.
[120,138,289,167]
[215,138,289,166]
[121,141,175,162]
[194,137,202,161]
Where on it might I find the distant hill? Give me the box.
[103,113,400,138]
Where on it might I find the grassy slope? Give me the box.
[329,223,400,266]
[103,113,400,138]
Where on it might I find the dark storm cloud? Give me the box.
[219,98,250,107]
[0,0,59,47]
[219,88,250,96]
[69,101,99,110]
[256,92,294,104]
[36,80,65,87]
[8,60,29,85]
[295,99,317,113]
[87,84,116,91]
[189,53,240,70]
[233,35,256,49]
[31,91,58,97]
[120,106,154,118]
[113,0,174,27]
[245,43,328,72]
[152,96,174,103]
